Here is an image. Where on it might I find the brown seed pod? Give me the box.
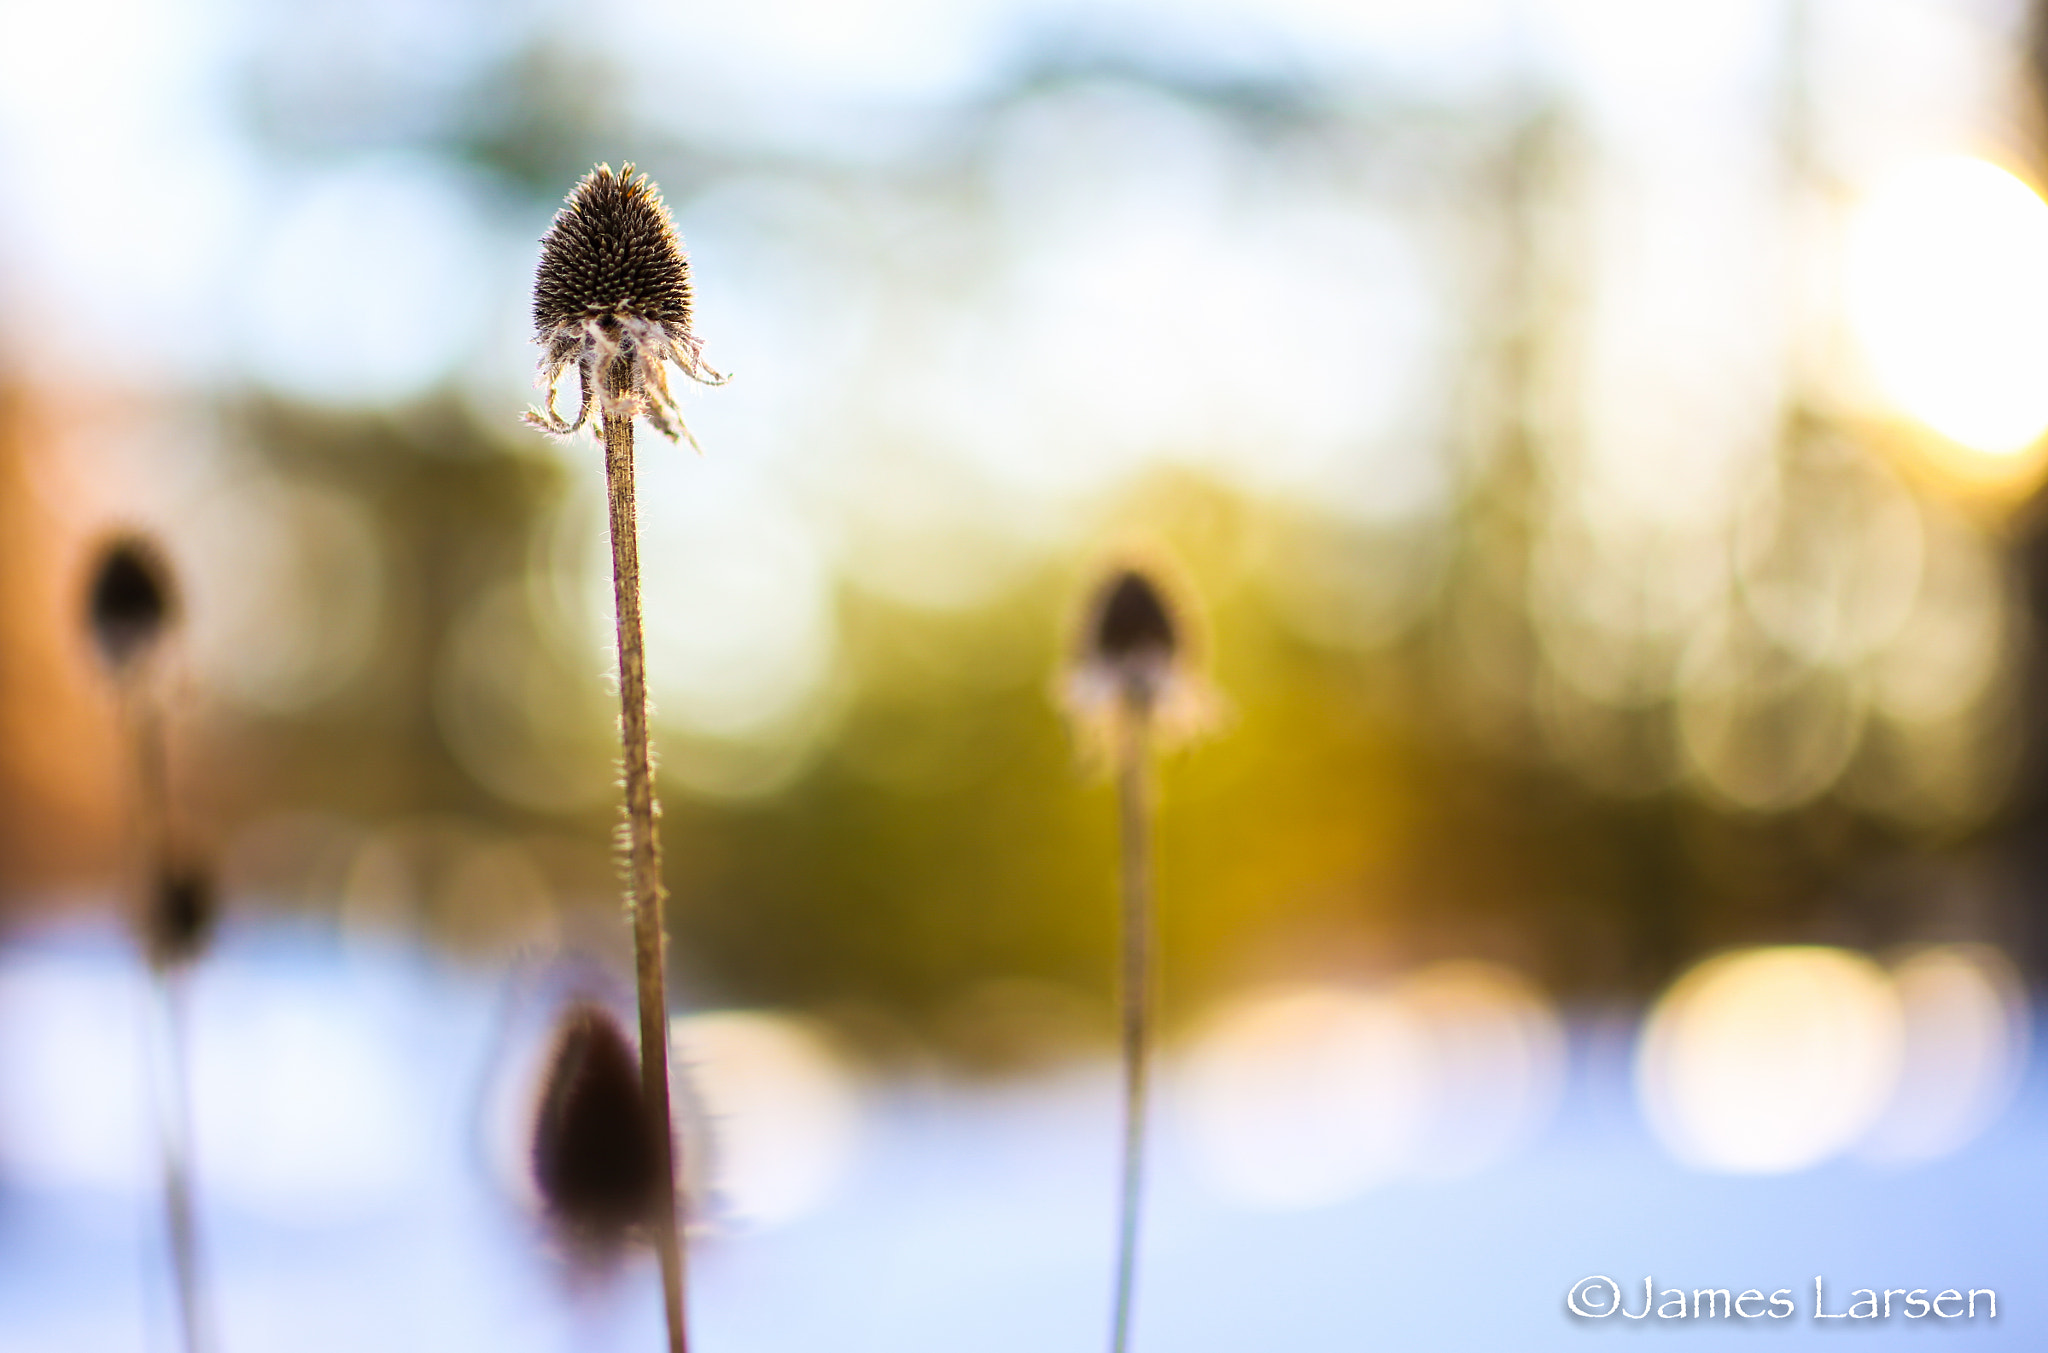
[533,164,695,335]
[531,1003,664,1246]
[1075,566,1186,712]
[525,163,724,444]
[86,535,176,675]
[1089,569,1179,672]
[147,863,216,969]
[1061,558,1218,754]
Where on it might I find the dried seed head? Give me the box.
[147,863,216,969]
[87,535,175,674]
[1062,559,1216,752]
[532,1003,663,1246]
[533,164,693,334]
[524,163,724,445]
[1076,566,1185,712]
[1089,569,1178,670]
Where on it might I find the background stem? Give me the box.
[129,692,210,1353]
[1110,704,1155,1353]
[155,970,208,1353]
[603,408,689,1353]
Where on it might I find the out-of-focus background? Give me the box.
[5,0,2048,1347]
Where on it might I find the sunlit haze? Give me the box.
[1848,156,2048,456]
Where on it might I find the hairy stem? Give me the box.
[603,408,688,1353]
[1109,703,1155,1353]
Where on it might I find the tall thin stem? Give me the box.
[153,970,207,1353]
[1109,702,1155,1353]
[602,406,688,1353]
[128,693,210,1353]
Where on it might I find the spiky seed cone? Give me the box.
[148,864,216,970]
[532,1004,664,1246]
[533,165,693,334]
[87,536,175,674]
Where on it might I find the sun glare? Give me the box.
[1847,157,2048,458]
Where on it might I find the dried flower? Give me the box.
[524,162,724,446]
[532,1003,664,1247]
[525,162,698,1350]
[87,535,176,674]
[1063,562,1212,1353]
[1063,563,1214,745]
[1089,571,1178,694]
[147,864,216,970]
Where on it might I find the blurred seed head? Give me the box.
[1072,565,1189,710]
[524,163,724,445]
[1091,570,1179,673]
[1062,560,1217,751]
[147,863,216,969]
[532,1002,663,1249]
[87,535,176,675]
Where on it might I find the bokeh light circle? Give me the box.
[1847,157,2048,456]
[1179,983,1431,1210]
[671,1010,865,1229]
[1638,946,1901,1174]
[1861,945,2028,1166]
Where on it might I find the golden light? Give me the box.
[1846,157,2048,459]
[1637,947,1901,1174]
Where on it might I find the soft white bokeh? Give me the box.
[0,955,151,1193]
[0,947,423,1219]
[1538,0,1780,140]
[0,0,253,382]
[1399,961,1567,1178]
[1249,0,1518,86]
[1638,946,1903,1174]
[672,1010,866,1229]
[949,87,1450,520]
[1808,0,2012,191]
[191,976,424,1223]
[1179,969,1566,1208]
[1178,984,1431,1210]
[240,157,496,406]
[1571,170,1785,534]
[606,0,1005,122]
[1861,944,2029,1165]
